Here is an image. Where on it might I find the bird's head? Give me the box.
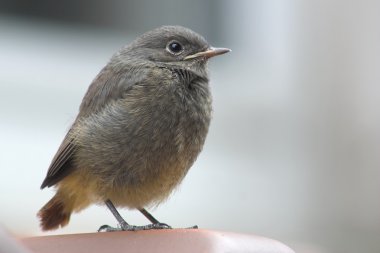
[117,26,230,74]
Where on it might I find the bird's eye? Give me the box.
[167,41,183,54]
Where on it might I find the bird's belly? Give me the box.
[75,131,199,208]
[104,159,189,208]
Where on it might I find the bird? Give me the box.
[37,25,230,231]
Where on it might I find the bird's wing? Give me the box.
[78,65,150,117]
[40,132,76,188]
[40,65,150,189]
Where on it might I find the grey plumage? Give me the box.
[38,25,230,231]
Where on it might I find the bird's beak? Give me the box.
[184,47,231,60]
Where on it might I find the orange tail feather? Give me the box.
[37,194,71,231]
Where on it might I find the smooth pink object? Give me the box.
[22,229,294,253]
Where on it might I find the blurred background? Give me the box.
[1,1,379,252]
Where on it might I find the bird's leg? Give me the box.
[98,200,172,232]
[98,199,129,232]
[138,208,172,229]
[138,208,198,230]
[138,208,159,223]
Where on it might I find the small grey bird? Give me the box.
[38,25,230,231]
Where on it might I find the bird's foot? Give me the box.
[98,222,198,232]
[127,222,172,231]
[98,222,172,232]
[98,224,122,232]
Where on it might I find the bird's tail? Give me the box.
[37,193,72,231]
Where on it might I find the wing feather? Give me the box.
[40,65,150,188]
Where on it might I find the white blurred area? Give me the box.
[1,1,380,253]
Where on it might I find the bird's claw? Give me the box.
[98,222,173,232]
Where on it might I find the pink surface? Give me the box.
[22,229,294,253]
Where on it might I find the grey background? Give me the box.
[1,1,380,253]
